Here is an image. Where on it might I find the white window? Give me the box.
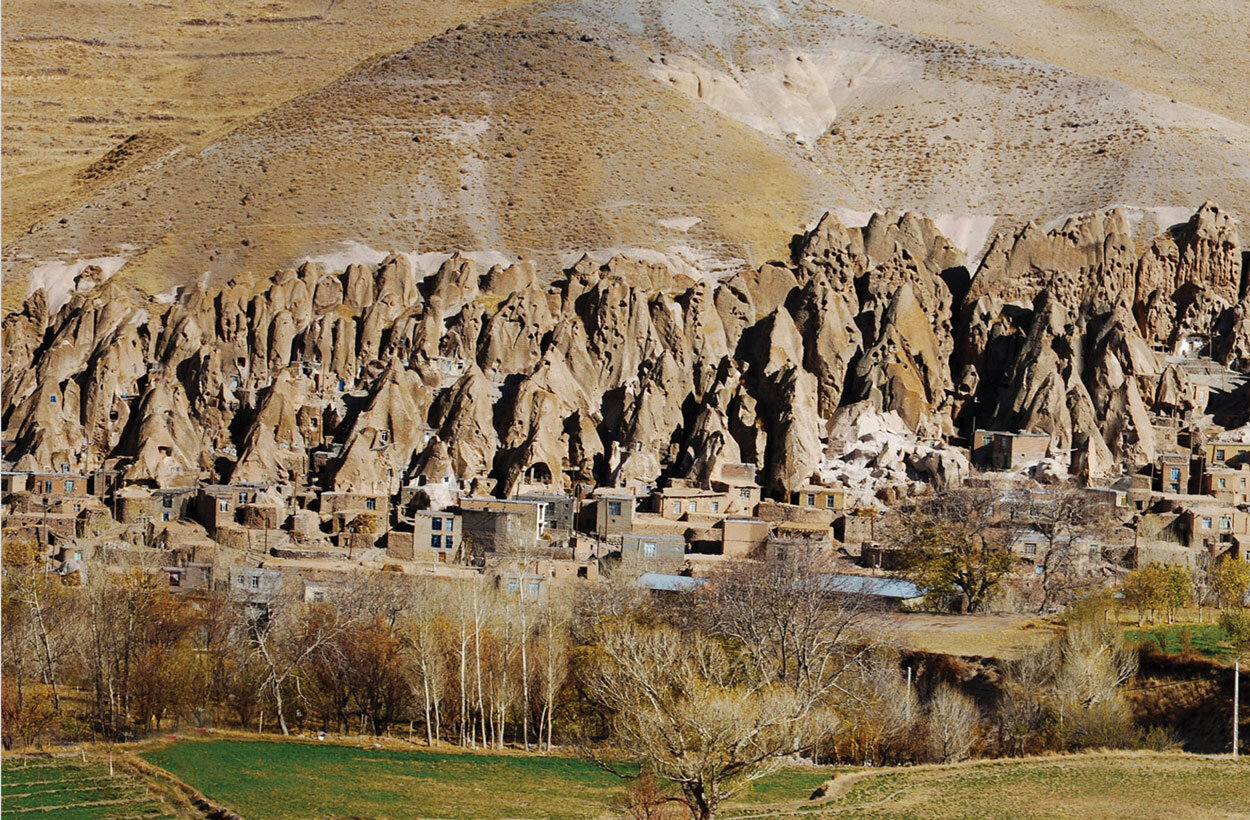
[672,502,681,515]
[740,488,751,500]
[445,517,454,530]
[219,499,229,512]
[527,581,540,597]
[251,576,259,589]
[64,480,75,492]
[688,501,697,513]
[507,580,519,595]
[1201,517,1213,530]
[608,501,622,517]
[826,495,836,508]
[1024,543,1037,556]
[807,493,816,507]
[365,497,376,510]
[238,492,248,504]
[1220,516,1232,531]
[643,541,657,558]
[711,501,719,513]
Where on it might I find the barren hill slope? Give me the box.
[4,0,1248,305]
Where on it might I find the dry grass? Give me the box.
[888,613,1060,659]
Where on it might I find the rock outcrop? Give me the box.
[3,204,1246,502]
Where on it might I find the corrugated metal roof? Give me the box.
[635,572,709,593]
[818,574,923,599]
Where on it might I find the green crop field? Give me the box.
[1124,623,1235,660]
[0,756,178,820]
[141,739,834,820]
[139,739,1248,820]
[141,739,1250,820]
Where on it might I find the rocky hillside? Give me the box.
[5,0,1249,308]
[4,203,1246,503]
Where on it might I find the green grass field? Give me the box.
[141,739,834,820]
[1124,623,1234,660]
[140,740,1248,820]
[0,756,178,820]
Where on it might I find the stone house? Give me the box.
[516,492,577,534]
[595,491,637,539]
[1155,453,1193,495]
[788,484,846,513]
[721,517,770,558]
[389,509,462,563]
[620,532,686,569]
[971,430,1051,470]
[1202,465,1250,505]
[460,497,549,555]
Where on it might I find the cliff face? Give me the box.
[3,204,1247,499]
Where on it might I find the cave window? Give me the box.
[50,395,57,404]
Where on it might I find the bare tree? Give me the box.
[701,550,884,699]
[584,620,832,820]
[1017,485,1118,614]
[925,684,979,762]
[248,591,350,736]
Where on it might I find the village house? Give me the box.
[1201,465,1250,505]
[594,490,637,540]
[1205,434,1250,468]
[766,520,833,561]
[388,509,462,563]
[195,485,264,534]
[1182,504,1250,549]
[619,532,686,569]
[1155,453,1194,495]
[971,429,1051,471]
[788,484,846,513]
[459,496,550,555]
[653,482,732,520]
[721,517,770,558]
[516,492,577,534]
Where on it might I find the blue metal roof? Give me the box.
[818,574,923,599]
[635,572,709,593]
